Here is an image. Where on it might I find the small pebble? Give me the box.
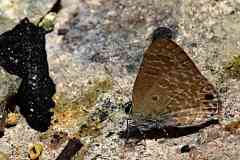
[5,113,18,127]
[28,143,43,160]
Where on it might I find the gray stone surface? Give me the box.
[0,68,20,133]
[0,0,58,34]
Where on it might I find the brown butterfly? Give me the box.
[124,27,221,139]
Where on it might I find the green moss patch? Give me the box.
[224,55,240,79]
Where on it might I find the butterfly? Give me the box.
[124,27,221,139]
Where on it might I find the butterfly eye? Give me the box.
[204,93,214,100]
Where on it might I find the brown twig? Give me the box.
[56,138,83,160]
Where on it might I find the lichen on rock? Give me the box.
[224,55,240,79]
[0,0,58,34]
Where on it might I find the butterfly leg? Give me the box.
[125,119,146,144]
[126,118,130,142]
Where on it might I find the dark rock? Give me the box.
[0,18,56,132]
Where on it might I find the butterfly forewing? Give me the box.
[132,38,220,126]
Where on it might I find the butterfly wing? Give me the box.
[132,38,221,126]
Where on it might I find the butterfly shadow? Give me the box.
[118,118,219,142]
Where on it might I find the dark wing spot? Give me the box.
[205,93,214,100]
[152,95,159,101]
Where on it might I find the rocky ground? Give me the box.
[1,0,240,159]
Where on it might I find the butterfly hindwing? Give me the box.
[132,37,220,126]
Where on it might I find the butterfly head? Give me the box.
[152,27,173,41]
